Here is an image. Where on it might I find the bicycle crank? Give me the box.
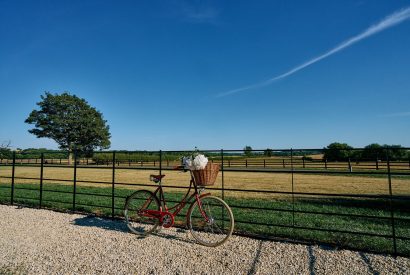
[160,213,174,228]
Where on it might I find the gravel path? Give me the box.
[0,205,409,275]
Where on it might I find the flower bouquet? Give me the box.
[182,152,219,186]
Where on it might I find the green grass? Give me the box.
[0,182,409,256]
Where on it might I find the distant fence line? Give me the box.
[0,148,409,256]
[1,156,410,172]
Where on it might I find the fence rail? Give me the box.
[0,148,409,256]
[2,157,410,171]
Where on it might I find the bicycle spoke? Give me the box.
[124,190,160,236]
[188,195,234,247]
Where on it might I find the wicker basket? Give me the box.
[192,163,220,186]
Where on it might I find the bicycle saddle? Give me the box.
[150,174,165,182]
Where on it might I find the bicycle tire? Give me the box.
[187,195,234,247]
[124,190,160,236]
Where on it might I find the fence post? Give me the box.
[73,150,77,211]
[325,158,327,169]
[221,149,225,230]
[376,154,379,170]
[283,159,285,168]
[111,151,116,218]
[263,159,266,168]
[11,151,16,205]
[386,149,397,255]
[348,158,352,172]
[39,153,44,208]
[291,149,295,228]
[302,158,305,168]
[159,150,162,177]
[221,149,224,201]
[245,159,248,168]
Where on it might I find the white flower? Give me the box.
[182,154,208,170]
[192,154,208,170]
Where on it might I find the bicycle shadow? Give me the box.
[71,215,129,233]
[71,215,194,244]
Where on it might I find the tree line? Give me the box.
[244,144,409,161]
[322,142,409,161]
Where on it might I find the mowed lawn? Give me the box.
[0,165,409,255]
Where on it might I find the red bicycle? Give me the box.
[124,165,234,247]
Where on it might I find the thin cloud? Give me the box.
[177,1,220,24]
[217,6,410,97]
[381,112,410,118]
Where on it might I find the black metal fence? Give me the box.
[0,148,409,256]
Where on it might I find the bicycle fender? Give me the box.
[185,192,212,221]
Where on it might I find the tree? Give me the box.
[25,92,111,164]
[323,142,353,161]
[383,144,406,160]
[361,143,383,160]
[360,143,406,161]
[0,140,12,159]
[264,148,273,157]
[243,146,253,157]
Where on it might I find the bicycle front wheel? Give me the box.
[188,195,234,247]
[124,190,160,236]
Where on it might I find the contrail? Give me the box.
[381,111,410,117]
[217,6,410,97]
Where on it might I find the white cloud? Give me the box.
[217,6,410,97]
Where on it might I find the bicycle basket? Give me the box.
[192,163,220,186]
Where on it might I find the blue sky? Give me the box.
[1,0,409,150]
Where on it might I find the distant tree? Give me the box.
[264,148,273,157]
[361,143,383,160]
[25,92,111,164]
[323,142,353,161]
[301,155,313,161]
[383,144,406,160]
[0,140,12,159]
[243,146,253,157]
[360,143,406,161]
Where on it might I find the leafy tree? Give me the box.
[360,143,406,161]
[243,146,253,157]
[361,143,383,160]
[264,148,273,157]
[0,140,12,159]
[323,142,353,161]
[25,92,111,164]
[383,144,407,160]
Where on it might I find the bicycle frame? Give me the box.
[141,173,211,228]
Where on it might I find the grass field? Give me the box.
[1,155,410,172]
[0,165,409,256]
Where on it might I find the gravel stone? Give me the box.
[0,205,409,274]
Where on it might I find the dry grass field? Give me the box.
[0,166,409,199]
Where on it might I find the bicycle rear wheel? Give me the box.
[124,190,160,236]
[187,195,234,247]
